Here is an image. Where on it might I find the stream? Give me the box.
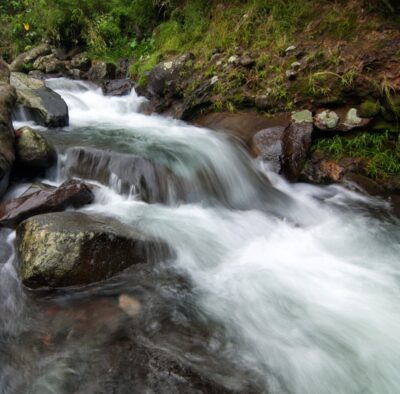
[2,78,400,394]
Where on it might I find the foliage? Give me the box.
[313,131,400,178]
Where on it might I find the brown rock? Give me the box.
[0,180,94,228]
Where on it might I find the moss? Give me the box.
[312,131,400,179]
[359,100,381,118]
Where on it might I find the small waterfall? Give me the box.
[2,77,400,394]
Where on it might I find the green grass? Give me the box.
[312,131,400,179]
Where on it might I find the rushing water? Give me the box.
[2,78,400,394]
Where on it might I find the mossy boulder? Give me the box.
[10,44,52,72]
[17,212,171,289]
[10,72,69,127]
[15,126,56,171]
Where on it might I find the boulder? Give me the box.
[10,44,52,72]
[0,83,17,197]
[10,72,69,127]
[282,110,314,181]
[0,180,94,228]
[33,54,65,74]
[70,52,91,72]
[0,58,10,83]
[15,126,56,169]
[147,54,193,98]
[86,62,116,82]
[251,126,286,172]
[16,212,170,288]
[102,79,132,96]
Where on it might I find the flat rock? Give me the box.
[0,179,94,228]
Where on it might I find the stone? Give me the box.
[0,58,10,83]
[283,111,314,181]
[15,126,56,169]
[10,44,52,72]
[70,52,91,72]
[285,45,296,54]
[146,54,193,98]
[10,72,69,127]
[102,79,132,97]
[291,61,301,71]
[0,83,16,197]
[16,211,170,288]
[314,110,340,130]
[286,70,297,80]
[228,55,239,64]
[291,110,313,123]
[337,108,371,132]
[86,62,117,82]
[33,54,65,74]
[240,56,255,68]
[0,180,94,228]
[252,126,286,172]
[118,294,142,317]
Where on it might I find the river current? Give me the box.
[1,78,400,394]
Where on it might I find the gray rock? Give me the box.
[15,126,57,169]
[102,79,132,96]
[87,62,116,82]
[283,111,314,181]
[70,52,91,72]
[17,212,170,288]
[252,126,286,172]
[314,110,340,130]
[33,54,65,74]
[10,72,69,127]
[10,44,52,72]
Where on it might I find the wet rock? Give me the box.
[70,52,91,72]
[252,126,286,172]
[314,110,340,130]
[0,58,10,83]
[0,83,16,197]
[15,126,56,170]
[342,173,383,196]
[17,211,170,288]
[282,110,313,181]
[118,294,142,317]
[0,180,94,228]
[102,79,132,96]
[10,44,52,72]
[63,147,186,203]
[33,54,65,74]
[86,62,116,82]
[10,72,69,127]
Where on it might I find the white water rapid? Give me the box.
[2,78,400,394]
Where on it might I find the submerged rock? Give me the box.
[10,44,52,72]
[15,126,56,170]
[0,180,94,228]
[10,72,69,127]
[17,212,170,288]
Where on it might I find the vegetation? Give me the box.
[313,131,400,179]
